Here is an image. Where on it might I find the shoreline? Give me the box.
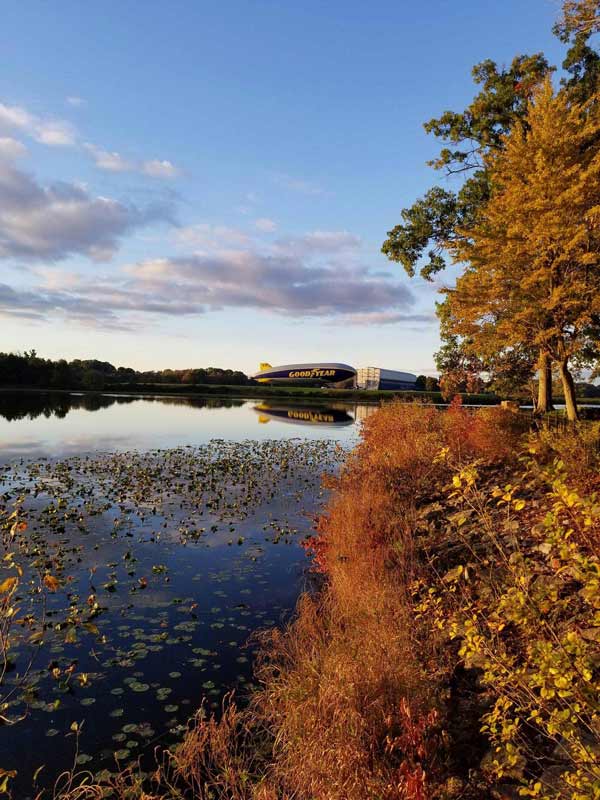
[2,384,599,408]
[0,383,502,405]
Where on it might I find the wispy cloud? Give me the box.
[328,311,437,326]
[174,223,252,251]
[254,217,277,232]
[1,227,417,329]
[0,99,181,179]
[274,230,360,255]
[85,143,181,179]
[66,96,85,107]
[0,101,77,146]
[85,144,181,179]
[273,172,326,196]
[123,251,414,318]
[0,137,27,160]
[84,143,133,172]
[142,159,180,178]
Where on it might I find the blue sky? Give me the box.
[0,1,566,374]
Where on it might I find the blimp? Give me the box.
[252,362,356,386]
[251,362,417,390]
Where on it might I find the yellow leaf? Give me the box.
[0,577,17,595]
[43,575,60,592]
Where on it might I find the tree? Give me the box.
[555,0,600,40]
[555,0,600,108]
[485,347,537,402]
[381,54,554,409]
[382,1,600,411]
[381,55,551,280]
[446,81,600,421]
[434,304,485,400]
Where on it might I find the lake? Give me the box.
[0,392,371,797]
[0,391,373,459]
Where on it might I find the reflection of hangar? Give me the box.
[252,362,417,390]
[253,402,354,427]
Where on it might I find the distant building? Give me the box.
[354,367,417,391]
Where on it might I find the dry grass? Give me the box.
[246,400,526,800]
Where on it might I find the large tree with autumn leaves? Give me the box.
[445,80,600,421]
[383,0,600,414]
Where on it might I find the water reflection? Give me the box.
[0,391,245,422]
[0,391,367,460]
[253,401,355,427]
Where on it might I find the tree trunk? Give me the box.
[558,358,579,422]
[536,352,554,414]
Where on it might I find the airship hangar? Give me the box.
[251,363,417,391]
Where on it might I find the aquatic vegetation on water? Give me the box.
[0,439,343,796]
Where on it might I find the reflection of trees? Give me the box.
[0,392,247,421]
[0,393,130,421]
[153,396,246,410]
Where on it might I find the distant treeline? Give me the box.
[2,351,598,398]
[0,351,250,390]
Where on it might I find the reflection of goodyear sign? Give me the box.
[287,410,335,423]
[288,368,336,379]
[253,403,354,427]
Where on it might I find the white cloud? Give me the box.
[255,217,277,232]
[0,160,172,262]
[142,159,181,178]
[0,101,77,147]
[35,120,77,146]
[84,144,180,179]
[0,137,27,160]
[121,251,414,319]
[66,96,85,107]
[330,311,436,326]
[0,100,180,178]
[0,103,34,131]
[0,223,418,329]
[174,223,251,251]
[274,230,361,256]
[84,143,133,172]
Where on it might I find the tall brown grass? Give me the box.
[247,400,526,800]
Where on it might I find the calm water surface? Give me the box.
[0,392,372,797]
[0,391,373,459]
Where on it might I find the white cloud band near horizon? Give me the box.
[0,214,428,329]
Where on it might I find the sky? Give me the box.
[0,0,567,375]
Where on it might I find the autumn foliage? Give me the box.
[445,80,600,421]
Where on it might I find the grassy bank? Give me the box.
[0,382,501,405]
[6,382,600,407]
[25,402,600,799]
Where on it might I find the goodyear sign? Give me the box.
[253,363,356,384]
[288,368,336,379]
